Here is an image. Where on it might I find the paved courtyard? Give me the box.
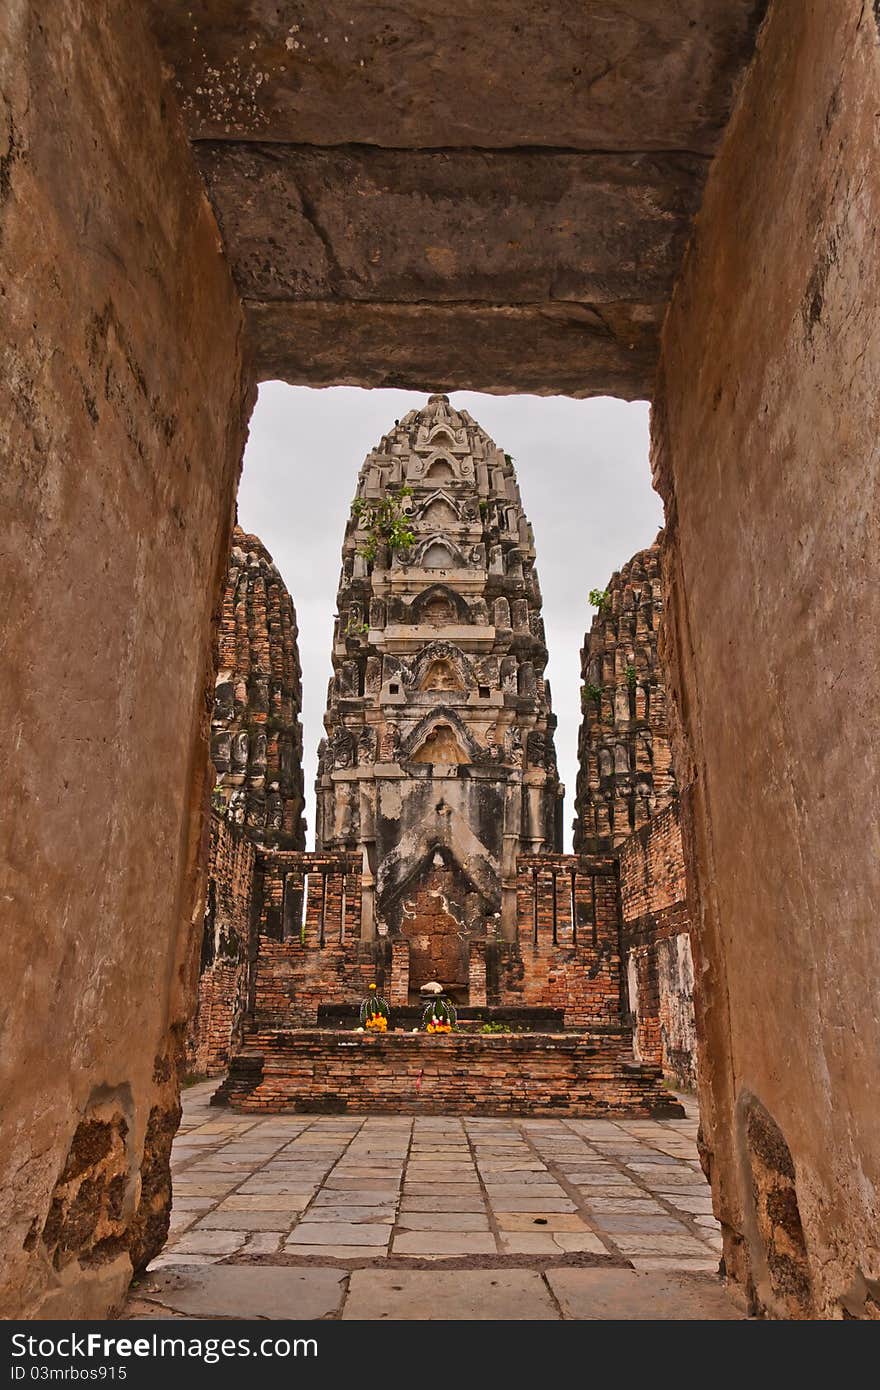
[127,1082,742,1319]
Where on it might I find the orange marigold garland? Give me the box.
[360,983,390,1032]
[422,994,457,1034]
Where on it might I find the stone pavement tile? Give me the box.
[553,1233,609,1254]
[392,1232,497,1256]
[665,1196,715,1214]
[638,1170,705,1187]
[481,1173,561,1184]
[395,1212,490,1231]
[476,1161,548,1173]
[303,1206,397,1223]
[403,1183,482,1197]
[171,1230,247,1255]
[570,1174,636,1187]
[146,1253,222,1269]
[410,1147,471,1156]
[288,1222,391,1246]
[173,1180,238,1197]
[291,1134,349,1145]
[494,1212,589,1232]
[484,1184,568,1199]
[406,1168,478,1180]
[138,1266,347,1320]
[500,1233,560,1254]
[314,1188,399,1206]
[628,1159,699,1173]
[236,1181,319,1196]
[612,1233,710,1256]
[400,1195,488,1213]
[218,1195,311,1212]
[282,1243,389,1259]
[172,1197,217,1211]
[591,1214,692,1235]
[695,1215,722,1228]
[324,1177,400,1192]
[343,1269,559,1320]
[584,1199,665,1214]
[168,1212,196,1234]
[651,1184,713,1198]
[487,1197,576,1213]
[564,1121,624,1136]
[244,1232,284,1253]
[331,1166,403,1178]
[198,1211,297,1232]
[546,1268,742,1320]
[630,1257,720,1274]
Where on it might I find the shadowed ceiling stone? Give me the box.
[150,1,768,394]
[151,1,765,152]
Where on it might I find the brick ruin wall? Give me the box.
[220,1030,680,1118]
[249,850,626,1031]
[186,817,255,1076]
[254,852,378,1027]
[502,856,623,1027]
[619,804,695,1089]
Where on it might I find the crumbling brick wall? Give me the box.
[253,851,380,1026]
[502,855,624,1028]
[619,803,695,1089]
[221,1029,681,1118]
[186,816,255,1076]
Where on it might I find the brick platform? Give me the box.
[214,1029,684,1118]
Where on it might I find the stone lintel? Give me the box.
[248,301,658,400]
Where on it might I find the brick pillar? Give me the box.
[389,939,410,1007]
[469,941,488,1007]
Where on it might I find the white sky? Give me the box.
[237,384,663,852]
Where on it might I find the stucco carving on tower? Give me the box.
[316,395,562,962]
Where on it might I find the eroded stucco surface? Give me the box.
[653,0,880,1318]
[0,0,250,1317]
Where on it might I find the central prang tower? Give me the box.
[316,394,562,989]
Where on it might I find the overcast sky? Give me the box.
[237,384,662,852]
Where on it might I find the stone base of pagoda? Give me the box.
[211,1028,685,1118]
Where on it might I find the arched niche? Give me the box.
[410,723,470,765]
[422,540,455,569]
[424,455,455,481]
[420,497,459,529]
[410,584,470,626]
[420,658,465,691]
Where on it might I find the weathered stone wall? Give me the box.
[653,0,880,1318]
[220,1030,681,1118]
[186,817,256,1077]
[619,805,695,1090]
[0,1,249,1317]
